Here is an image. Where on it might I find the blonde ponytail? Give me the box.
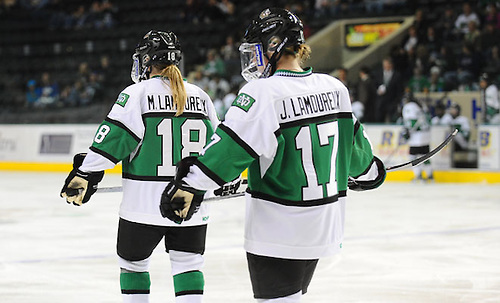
[160,64,187,116]
[297,44,311,66]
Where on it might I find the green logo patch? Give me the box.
[232,93,255,112]
[116,93,130,107]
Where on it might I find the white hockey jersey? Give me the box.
[184,68,384,259]
[80,76,219,227]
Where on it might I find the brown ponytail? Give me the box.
[159,64,187,116]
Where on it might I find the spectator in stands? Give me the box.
[436,45,458,90]
[428,66,445,92]
[217,0,235,21]
[484,3,500,29]
[95,55,113,98]
[67,4,88,30]
[37,72,59,107]
[455,2,480,37]
[464,20,481,52]
[435,5,457,42]
[335,67,349,87]
[403,26,419,53]
[412,8,428,41]
[190,68,210,91]
[25,79,40,107]
[479,21,500,59]
[207,74,230,101]
[356,66,377,122]
[483,46,500,78]
[457,43,482,90]
[180,0,202,23]
[85,0,115,29]
[203,0,226,23]
[363,0,384,14]
[220,35,239,61]
[202,49,226,78]
[336,67,355,101]
[424,26,441,59]
[376,57,404,123]
[408,66,430,93]
[77,61,91,83]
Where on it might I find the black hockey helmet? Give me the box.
[243,8,305,53]
[239,8,305,81]
[131,30,182,83]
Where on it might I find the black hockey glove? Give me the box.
[401,128,410,141]
[214,177,242,196]
[160,156,206,224]
[60,153,104,206]
[348,156,386,191]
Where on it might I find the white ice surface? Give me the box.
[1,171,499,303]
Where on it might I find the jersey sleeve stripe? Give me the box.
[90,146,120,164]
[105,117,141,143]
[353,119,361,137]
[274,129,282,138]
[279,112,352,129]
[248,189,347,207]
[194,159,226,186]
[218,123,259,159]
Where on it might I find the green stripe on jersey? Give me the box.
[91,120,140,162]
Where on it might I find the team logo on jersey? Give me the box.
[116,93,130,107]
[232,93,255,112]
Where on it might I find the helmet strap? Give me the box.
[260,37,288,79]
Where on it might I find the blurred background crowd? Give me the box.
[0,0,498,125]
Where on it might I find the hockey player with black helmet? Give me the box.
[61,30,220,303]
[160,8,386,302]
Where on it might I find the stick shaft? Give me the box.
[386,129,458,171]
[96,186,245,201]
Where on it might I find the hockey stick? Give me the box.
[94,187,246,202]
[386,129,458,171]
[95,129,457,194]
[96,179,248,202]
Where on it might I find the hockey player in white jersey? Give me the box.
[431,100,453,126]
[449,102,471,151]
[60,30,220,303]
[402,96,433,181]
[479,73,500,124]
[160,8,386,302]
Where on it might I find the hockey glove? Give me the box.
[348,156,386,191]
[60,153,104,206]
[214,177,242,196]
[160,156,206,224]
[401,128,410,141]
